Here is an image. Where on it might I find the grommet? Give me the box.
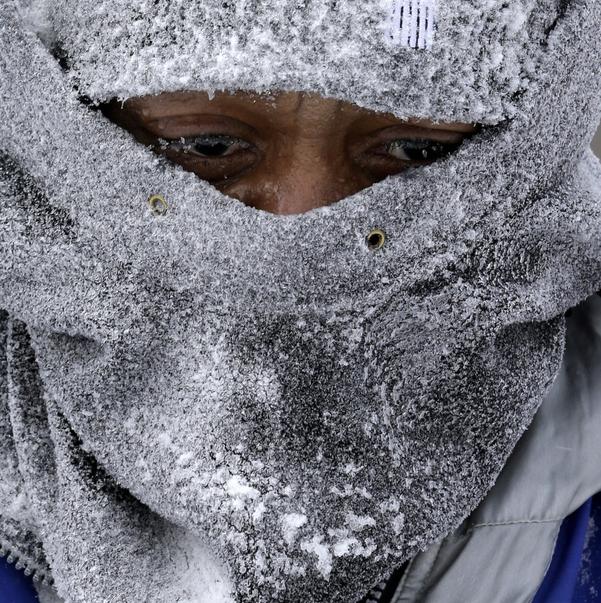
[147,194,168,216]
[366,228,386,251]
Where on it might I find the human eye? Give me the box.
[153,133,258,183]
[160,134,253,158]
[381,138,463,162]
[355,129,469,178]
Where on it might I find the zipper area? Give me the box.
[361,578,391,602]
[0,540,54,586]
[358,562,409,603]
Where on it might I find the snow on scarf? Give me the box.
[1,0,601,601]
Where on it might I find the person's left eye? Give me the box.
[382,138,462,162]
[161,134,252,158]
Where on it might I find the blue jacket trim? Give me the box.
[0,555,39,603]
[533,496,594,603]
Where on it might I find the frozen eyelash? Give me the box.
[161,135,250,155]
[386,138,461,161]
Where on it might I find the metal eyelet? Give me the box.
[148,194,168,216]
[366,228,386,251]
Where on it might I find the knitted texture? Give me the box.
[1,0,601,601]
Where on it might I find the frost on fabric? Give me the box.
[157,528,235,603]
[225,475,261,500]
[23,0,574,124]
[281,513,307,547]
[1,0,601,602]
[300,535,333,578]
[579,514,600,599]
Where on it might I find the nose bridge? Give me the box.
[277,155,344,213]
[242,142,369,214]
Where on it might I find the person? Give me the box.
[1,1,600,602]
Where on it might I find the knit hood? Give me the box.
[1,0,601,601]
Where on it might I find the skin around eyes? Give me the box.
[101,90,480,215]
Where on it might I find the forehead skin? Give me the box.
[120,90,477,136]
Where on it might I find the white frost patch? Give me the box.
[346,512,376,532]
[226,530,247,550]
[363,422,375,436]
[391,513,405,535]
[176,452,194,467]
[300,534,333,578]
[6,491,30,522]
[123,416,137,432]
[225,475,260,499]
[282,485,294,497]
[379,497,401,513]
[252,502,266,523]
[332,537,377,558]
[330,484,373,499]
[343,462,363,475]
[210,467,229,485]
[500,4,527,35]
[229,498,245,512]
[328,526,378,559]
[254,549,267,571]
[333,537,360,557]
[157,432,172,448]
[355,487,373,499]
[161,528,234,603]
[281,513,307,546]
[289,562,307,577]
[330,484,353,497]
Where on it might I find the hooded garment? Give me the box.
[1,0,601,601]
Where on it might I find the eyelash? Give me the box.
[157,134,461,163]
[383,138,462,162]
[158,135,252,158]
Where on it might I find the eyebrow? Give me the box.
[128,98,479,135]
[140,113,261,140]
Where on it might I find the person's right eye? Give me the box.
[161,134,253,158]
[153,134,259,183]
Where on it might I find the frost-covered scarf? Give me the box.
[1,0,601,601]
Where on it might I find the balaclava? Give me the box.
[1,0,601,601]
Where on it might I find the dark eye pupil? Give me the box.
[396,139,461,162]
[409,141,445,161]
[194,142,230,157]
